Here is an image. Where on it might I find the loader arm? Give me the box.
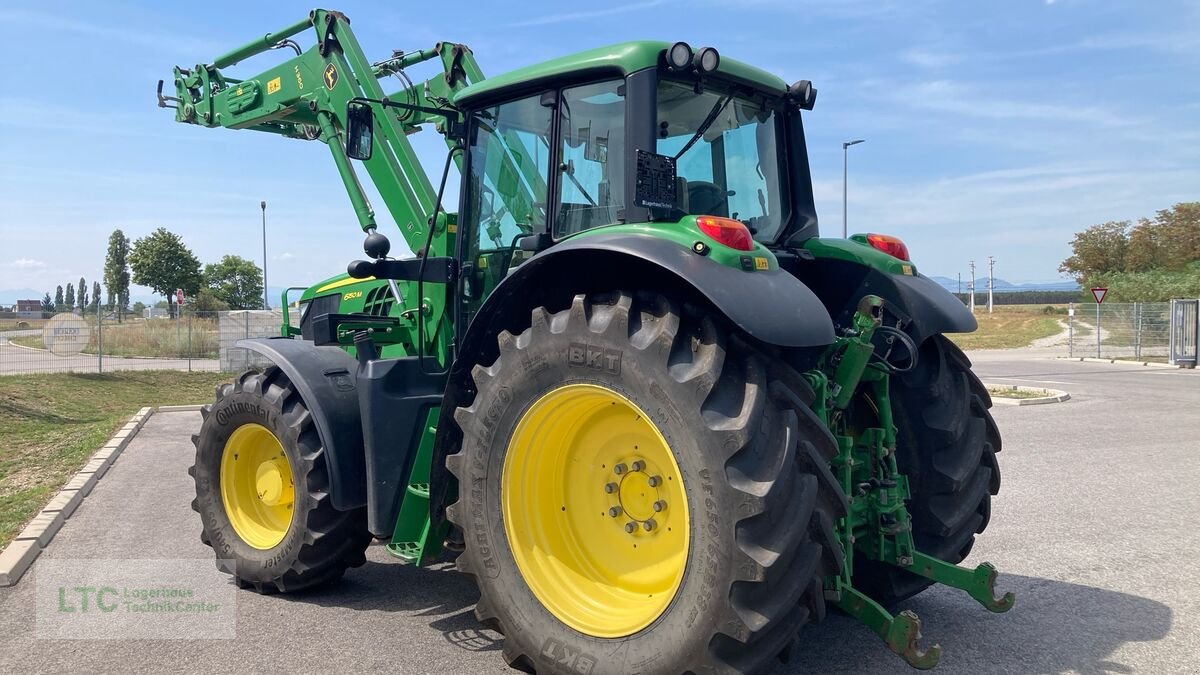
[161,8,537,261]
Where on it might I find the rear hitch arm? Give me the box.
[901,551,1015,613]
[836,586,941,670]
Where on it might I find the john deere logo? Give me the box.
[323,64,339,90]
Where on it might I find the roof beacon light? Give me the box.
[667,42,693,70]
[694,47,720,74]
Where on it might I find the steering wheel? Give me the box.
[687,181,731,217]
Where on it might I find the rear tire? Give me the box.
[190,367,371,593]
[448,292,847,674]
[852,336,1002,605]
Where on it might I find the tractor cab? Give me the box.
[343,41,821,321]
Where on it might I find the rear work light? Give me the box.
[696,216,754,251]
[865,233,910,261]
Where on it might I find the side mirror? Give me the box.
[345,101,374,160]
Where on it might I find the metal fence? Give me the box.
[0,310,284,376]
[1066,302,1172,361]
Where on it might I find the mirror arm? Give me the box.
[348,96,465,139]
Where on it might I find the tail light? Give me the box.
[865,233,910,261]
[696,216,754,251]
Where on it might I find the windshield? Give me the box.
[656,79,787,241]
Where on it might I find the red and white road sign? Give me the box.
[1091,287,1108,304]
[176,289,185,306]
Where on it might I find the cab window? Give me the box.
[554,80,626,238]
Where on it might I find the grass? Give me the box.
[0,318,45,331]
[11,317,219,358]
[946,305,1064,350]
[0,370,230,549]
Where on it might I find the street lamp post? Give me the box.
[842,139,865,238]
[261,201,269,310]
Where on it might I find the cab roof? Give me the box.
[453,40,789,107]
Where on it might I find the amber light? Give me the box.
[866,233,910,261]
[696,216,754,251]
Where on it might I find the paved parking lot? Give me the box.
[1,353,1197,674]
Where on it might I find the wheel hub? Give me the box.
[612,460,668,532]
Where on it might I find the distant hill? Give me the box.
[927,276,1079,293]
[0,288,43,304]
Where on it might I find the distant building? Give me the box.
[144,307,170,319]
[14,299,42,318]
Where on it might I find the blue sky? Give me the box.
[1,0,1197,301]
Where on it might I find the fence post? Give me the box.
[1095,301,1101,359]
[244,312,250,371]
[1067,302,1074,358]
[188,312,193,373]
[1134,302,1142,360]
[97,309,103,374]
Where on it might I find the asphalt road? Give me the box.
[0,331,218,375]
[0,353,1197,674]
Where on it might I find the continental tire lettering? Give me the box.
[566,342,621,375]
[215,402,266,426]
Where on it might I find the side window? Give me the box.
[461,95,552,323]
[554,81,626,238]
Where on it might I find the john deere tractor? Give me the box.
[163,10,1010,673]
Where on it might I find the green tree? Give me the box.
[104,229,131,322]
[40,293,54,316]
[54,285,64,312]
[1154,202,1200,270]
[203,255,264,309]
[192,288,231,312]
[65,283,75,310]
[129,227,202,319]
[1124,218,1162,272]
[132,301,147,317]
[92,281,102,312]
[1058,220,1129,283]
[77,276,88,311]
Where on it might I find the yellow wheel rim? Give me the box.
[220,423,295,550]
[502,384,689,638]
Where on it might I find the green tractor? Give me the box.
[164,10,1010,672]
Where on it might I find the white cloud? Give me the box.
[7,258,46,269]
[277,252,295,260]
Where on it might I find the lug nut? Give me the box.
[643,519,657,532]
[624,522,637,534]
[653,500,666,512]
[613,463,627,475]
[604,482,617,494]
[609,506,623,518]
[648,475,662,487]
[631,460,645,472]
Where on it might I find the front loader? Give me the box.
[164,11,1011,673]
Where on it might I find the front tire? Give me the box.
[190,367,371,593]
[449,292,847,673]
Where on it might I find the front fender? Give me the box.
[235,337,366,511]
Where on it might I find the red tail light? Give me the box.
[697,216,754,251]
[865,233,910,261]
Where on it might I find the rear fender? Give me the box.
[428,232,837,525]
